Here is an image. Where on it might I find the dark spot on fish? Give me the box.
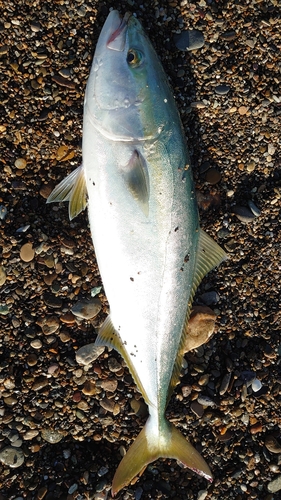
[180,267,184,271]
[92,181,95,186]
[130,277,134,281]
[184,254,189,263]
[174,226,179,232]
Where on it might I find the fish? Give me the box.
[47,10,227,495]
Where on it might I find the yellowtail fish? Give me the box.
[47,10,226,495]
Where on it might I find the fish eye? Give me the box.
[127,49,143,68]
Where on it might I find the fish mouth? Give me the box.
[107,12,131,52]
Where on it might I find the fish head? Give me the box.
[85,10,172,142]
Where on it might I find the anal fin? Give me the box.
[96,316,152,407]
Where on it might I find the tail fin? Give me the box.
[112,417,212,496]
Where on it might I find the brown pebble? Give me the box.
[73,391,82,402]
[238,105,249,115]
[100,397,115,412]
[20,242,35,262]
[60,312,76,324]
[100,379,118,393]
[32,376,48,391]
[250,422,263,434]
[82,380,96,396]
[27,353,38,366]
[40,183,53,199]
[205,167,221,185]
[265,435,281,454]
[52,75,76,89]
[14,158,26,169]
[185,306,217,352]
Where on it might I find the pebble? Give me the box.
[108,357,122,373]
[252,378,262,392]
[71,298,102,320]
[41,429,65,444]
[30,339,42,349]
[190,401,204,418]
[0,265,7,286]
[0,446,24,468]
[265,435,281,454]
[174,30,205,51]
[248,200,261,217]
[130,398,148,418]
[214,85,231,95]
[220,373,232,395]
[268,475,281,493]
[100,379,118,393]
[232,206,256,223]
[76,344,105,365]
[20,242,35,262]
[199,291,220,306]
[185,306,216,352]
[14,158,26,169]
[205,167,221,185]
[82,380,97,396]
[0,205,7,220]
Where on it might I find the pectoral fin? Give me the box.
[121,150,149,217]
[47,164,87,220]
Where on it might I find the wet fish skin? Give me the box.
[47,10,226,495]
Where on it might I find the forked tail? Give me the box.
[112,416,212,495]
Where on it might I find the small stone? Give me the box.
[238,106,249,115]
[265,435,281,454]
[251,378,262,392]
[248,200,261,217]
[76,344,104,365]
[232,206,255,223]
[4,396,18,406]
[246,160,256,172]
[190,401,204,418]
[32,376,48,391]
[20,242,35,262]
[219,373,232,395]
[214,84,230,95]
[71,298,102,320]
[174,30,205,51]
[82,380,97,396]
[0,446,24,468]
[221,31,236,41]
[185,306,216,352]
[14,158,26,169]
[23,430,39,440]
[197,395,216,407]
[30,21,41,32]
[199,291,220,306]
[250,422,263,434]
[41,428,65,444]
[0,265,7,286]
[181,385,192,398]
[30,339,42,349]
[100,379,118,393]
[197,490,208,500]
[268,475,281,493]
[108,357,122,373]
[0,205,8,220]
[100,398,115,412]
[205,167,221,185]
[130,398,148,417]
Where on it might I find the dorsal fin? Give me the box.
[121,150,150,217]
[167,229,227,405]
[47,164,87,220]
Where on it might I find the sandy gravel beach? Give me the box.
[0,0,280,499]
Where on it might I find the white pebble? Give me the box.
[252,378,262,392]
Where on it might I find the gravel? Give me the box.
[0,0,280,499]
